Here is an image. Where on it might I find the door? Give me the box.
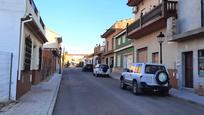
[127,54,133,69]
[184,52,193,88]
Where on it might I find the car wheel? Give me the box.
[132,81,140,95]
[120,79,127,89]
[96,74,99,77]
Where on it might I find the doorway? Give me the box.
[183,51,193,88]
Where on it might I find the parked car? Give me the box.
[93,64,110,77]
[82,64,93,72]
[120,63,171,95]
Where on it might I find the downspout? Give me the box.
[17,16,33,80]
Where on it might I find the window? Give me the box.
[152,52,159,63]
[117,55,121,67]
[133,64,142,73]
[145,65,166,74]
[39,48,42,70]
[117,38,121,45]
[198,50,204,76]
[99,64,109,69]
[122,36,126,43]
[137,47,148,63]
[24,36,32,70]
[106,41,109,51]
[106,58,109,65]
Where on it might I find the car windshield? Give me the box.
[100,65,109,69]
[145,65,166,74]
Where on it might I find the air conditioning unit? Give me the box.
[132,6,138,14]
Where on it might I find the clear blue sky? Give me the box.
[35,0,132,54]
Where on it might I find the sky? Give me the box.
[35,0,132,54]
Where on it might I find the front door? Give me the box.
[184,52,193,88]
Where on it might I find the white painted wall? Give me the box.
[177,37,204,89]
[0,0,45,101]
[177,0,202,33]
[0,0,26,100]
[0,52,12,102]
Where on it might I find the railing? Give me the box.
[141,4,162,25]
[127,19,140,34]
[40,17,45,29]
[127,0,177,34]
[29,0,38,16]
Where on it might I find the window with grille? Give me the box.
[24,36,32,70]
[39,48,42,70]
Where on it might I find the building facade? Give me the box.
[101,19,133,68]
[171,0,204,93]
[113,29,134,72]
[0,0,47,101]
[126,0,178,88]
[42,28,62,80]
[93,44,105,66]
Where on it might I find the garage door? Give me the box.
[0,51,12,102]
[137,47,148,63]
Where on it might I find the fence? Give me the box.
[0,51,13,102]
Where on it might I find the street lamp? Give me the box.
[157,32,165,64]
[59,47,62,74]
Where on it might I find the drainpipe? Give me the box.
[17,14,33,80]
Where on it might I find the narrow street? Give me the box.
[53,68,204,115]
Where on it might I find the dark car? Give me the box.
[82,64,93,72]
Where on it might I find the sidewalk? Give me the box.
[0,73,61,115]
[110,72,204,106]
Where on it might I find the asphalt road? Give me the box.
[53,68,204,115]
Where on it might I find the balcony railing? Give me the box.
[40,17,45,29]
[127,0,142,6]
[127,0,177,34]
[29,0,38,16]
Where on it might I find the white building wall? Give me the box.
[0,0,26,100]
[177,0,202,33]
[22,26,43,71]
[26,0,45,34]
[177,38,204,89]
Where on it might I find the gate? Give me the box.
[0,51,12,102]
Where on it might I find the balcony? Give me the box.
[127,0,177,39]
[39,17,45,29]
[29,0,45,30]
[127,0,142,6]
[29,0,38,16]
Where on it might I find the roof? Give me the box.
[101,19,134,38]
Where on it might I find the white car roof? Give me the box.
[132,63,165,66]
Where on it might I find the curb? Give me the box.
[169,92,204,107]
[110,73,204,107]
[47,74,62,115]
